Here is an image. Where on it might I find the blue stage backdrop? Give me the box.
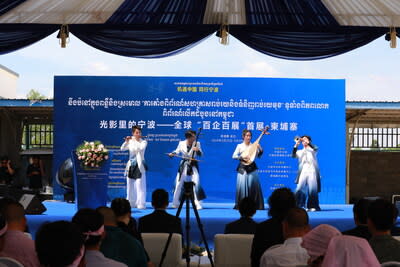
[53,76,345,204]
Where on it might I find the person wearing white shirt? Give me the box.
[232,129,265,210]
[260,207,310,267]
[292,135,321,212]
[121,126,148,209]
[169,130,206,209]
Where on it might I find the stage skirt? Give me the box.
[235,171,264,210]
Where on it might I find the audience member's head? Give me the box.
[268,187,296,220]
[321,235,380,267]
[282,207,310,239]
[151,189,169,209]
[353,198,371,225]
[301,224,341,266]
[72,208,104,249]
[0,156,9,166]
[35,221,84,267]
[0,197,18,214]
[111,198,132,219]
[31,155,40,165]
[368,198,397,234]
[238,197,257,218]
[4,202,26,231]
[96,206,117,227]
[0,214,7,251]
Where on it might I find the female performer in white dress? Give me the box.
[169,130,206,209]
[232,129,265,210]
[121,125,147,209]
[292,135,321,211]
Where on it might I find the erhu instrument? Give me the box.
[165,153,201,162]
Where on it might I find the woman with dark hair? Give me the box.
[232,129,265,210]
[292,135,321,211]
[121,126,148,209]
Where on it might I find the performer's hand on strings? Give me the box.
[192,146,200,152]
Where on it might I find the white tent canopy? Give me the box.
[1,0,400,26]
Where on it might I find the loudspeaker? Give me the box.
[395,201,400,216]
[363,196,380,201]
[19,194,47,215]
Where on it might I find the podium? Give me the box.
[72,150,111,210]
[72,149,129,210]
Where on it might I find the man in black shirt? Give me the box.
[225,197,257,234]
[342,198,371,240]
[138,189,182,234]
[250,187,296,267]
[0,156,15,185]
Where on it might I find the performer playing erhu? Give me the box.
[292,135,321,211]
[169,130,206,209]
[121,125,148,209]
[232,128,268,210]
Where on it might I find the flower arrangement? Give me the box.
[76,141,108,168]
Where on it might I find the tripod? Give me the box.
[159,182,214,267]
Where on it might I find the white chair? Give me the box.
[0,257,24,267]
[141,233,198,267]
[200,234,254,267]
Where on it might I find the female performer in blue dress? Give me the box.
[232,129,265,210]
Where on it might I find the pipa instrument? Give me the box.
[241,127,269,165]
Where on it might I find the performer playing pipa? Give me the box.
[232,127,269,210]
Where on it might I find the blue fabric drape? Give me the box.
[107,0,207,25]
[0,0,26,16]
[0,0,390,59]
[0,24,58,55]
[71,24,218,58]
[245,0,339,26]
[230,26,386,60]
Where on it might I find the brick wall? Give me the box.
[350,150,400,202]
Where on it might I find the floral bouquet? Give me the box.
[76,141,109,168]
